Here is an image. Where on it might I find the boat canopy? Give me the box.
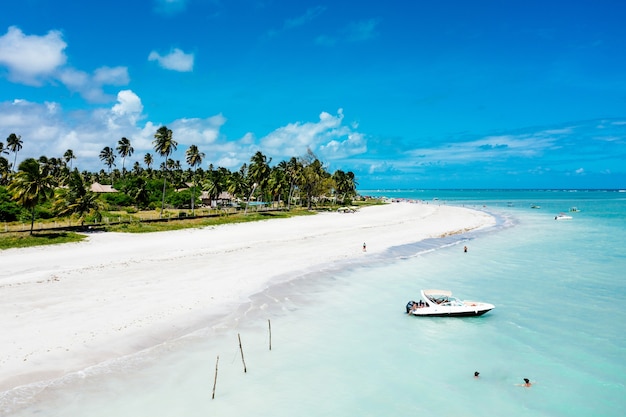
[423,289,452,297]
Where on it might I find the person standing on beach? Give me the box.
[363,242,367,252]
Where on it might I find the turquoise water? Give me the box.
[3,190,626,416]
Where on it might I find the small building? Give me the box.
[200,191,234,207]
[90,182,118,193]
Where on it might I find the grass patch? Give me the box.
[104,209,317,233]
[0,231,87,250]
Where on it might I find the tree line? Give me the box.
[0,127,358,234]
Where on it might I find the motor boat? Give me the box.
[406,289,494,317]
[555,213,573,220]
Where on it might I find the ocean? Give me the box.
[3,190,625,417]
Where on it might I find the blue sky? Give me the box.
[1,0,625,189]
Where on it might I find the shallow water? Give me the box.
[3,190,626,417]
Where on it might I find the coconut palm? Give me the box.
[0,156,10,185]
[185,144,205,215]
[63,149,76,170]
[99,146,116,182]
[116,137,134,174]
[267,166,288,207]
[152,126,177,218]
[8,158,56,234]
[248,151,271,202]
[144,153,153,169]
[282,157,303,209]
[54,169,103,225]
[6,133,23,172]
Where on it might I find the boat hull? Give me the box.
[409,308,493,317]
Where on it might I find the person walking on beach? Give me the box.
[363,242,367,252]
[464,245,468,253]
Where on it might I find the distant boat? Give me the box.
[507,202,514,207]
[569,207,580,212]
[531,204,541,209]
[555,213,573,220]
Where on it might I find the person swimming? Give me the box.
[516,378,532,387]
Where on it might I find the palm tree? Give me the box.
[283,157,303,209]
[248,151,271,203]
[116,137,134,174]
[267,166,288,207]
[144,153,154,169]
[152,126,177,218]
[6,133,23,172]
[63,149,76,170]
[0,143,8,158]
[99,146,116,182]
[0,156,10,185]
[54,169,103,225]
[8,158,56,234]
[185,144,205,215]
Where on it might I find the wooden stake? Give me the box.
[211,355,219,400]
[268,319,272,351]
[238,333,247,373]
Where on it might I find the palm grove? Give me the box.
[0,127,358,233]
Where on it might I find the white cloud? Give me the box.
[111,90,144,126]
[0,26,129,102]
[258,109,367,160]
[0,26,67,85]
[148,48,194,72]
[169,114,226,145]
[93,66,130,85]
[57,66,129,103]
[1,95,367,173]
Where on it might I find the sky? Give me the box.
[1,0,625,190]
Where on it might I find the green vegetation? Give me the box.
[0,231,86,250]
[1,127,364,249]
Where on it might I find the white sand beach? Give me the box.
[0,202,494,392]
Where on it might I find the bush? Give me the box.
[0,187,24,221]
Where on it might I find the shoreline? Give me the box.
[0,202,495,395]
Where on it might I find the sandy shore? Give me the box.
[0,202,494,392]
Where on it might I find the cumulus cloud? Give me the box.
[0,92,231,171]
[0,26,130,102]
[110,90,144,127]
[169,114,227,145]
[148,48,194,72]
[0,26,67,85]
[56,66,130,103]
[259,109,367,160]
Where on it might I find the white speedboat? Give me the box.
[406,289,494,317]
[555,213,573,220]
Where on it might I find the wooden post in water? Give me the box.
[268,319,272,351]
[212,355,219,400]
[238,333,247,373]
